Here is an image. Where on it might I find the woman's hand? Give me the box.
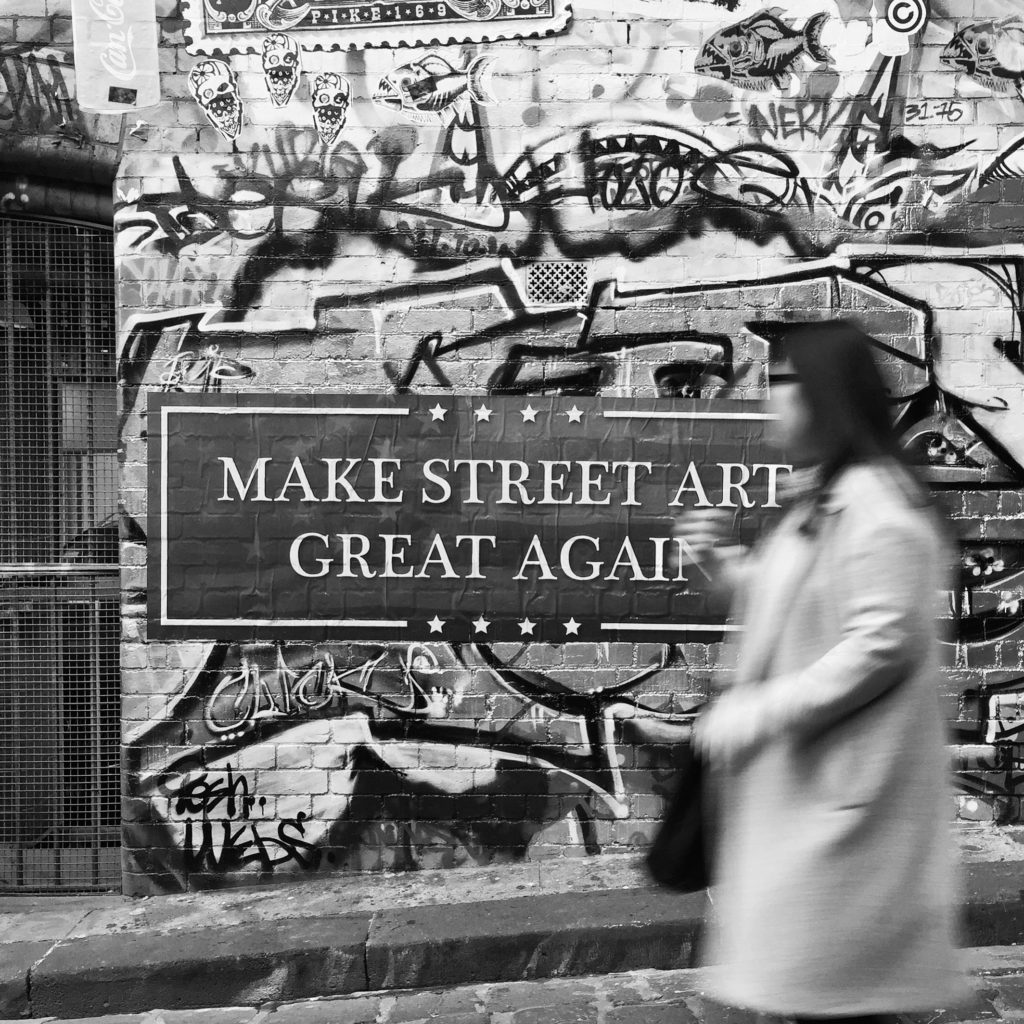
[694,693,763,770]
[670,510,744,606]
[671,508,735,570]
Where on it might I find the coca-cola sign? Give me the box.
[72,0,160,112]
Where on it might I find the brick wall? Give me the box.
[63,0,1024,892]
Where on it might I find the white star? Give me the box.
[565,405,584,423]
[521,404,538,423]
[429,403,447,422]
[518,618,536,636]
[564,617,581,636]
[428,615,445,634]
[475,404,493,422]
[473,615,491,634]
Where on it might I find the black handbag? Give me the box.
[645,736,712,892]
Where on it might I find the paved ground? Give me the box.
[13,949,1024,1024]
[6,836,1024,1021]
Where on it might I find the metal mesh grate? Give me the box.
[0,216,120,893]
[526,261,589,305]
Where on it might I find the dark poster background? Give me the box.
[149,393,786,642]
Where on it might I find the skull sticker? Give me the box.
[261,33,301,107]
[311,72,350,145]
[189,59,243,141]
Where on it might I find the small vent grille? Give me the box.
[526,262,588,306]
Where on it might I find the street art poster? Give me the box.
[180,0,571,54]
[149,393,786,643]
[71,0,161,112]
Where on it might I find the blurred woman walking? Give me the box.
[676,319,967,1020]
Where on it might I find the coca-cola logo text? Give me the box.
[90,0,139,83]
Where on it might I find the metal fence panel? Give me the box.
[0,216,119,893]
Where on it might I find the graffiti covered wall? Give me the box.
[118,0,1024,892]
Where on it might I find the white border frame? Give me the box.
[154,399,775,638]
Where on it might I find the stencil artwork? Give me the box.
[261,32,301,107]
[695,9,832,92]
[941,19,1024,99]
[182,0,570,53]
[188,59,242,140]
[310,72,349,144]
[374,54,496,125]
[883,0,927,35]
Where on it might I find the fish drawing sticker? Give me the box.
[188,58,243,140]
[311,72,350,144]
[941,19,1024,99]
[373,54,496,125]
[262,32,301,106]
[695,8,832,92]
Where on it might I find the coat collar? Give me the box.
[784,460,896,525]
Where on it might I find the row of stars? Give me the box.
[427,615,582,636]
[428,403,585,424]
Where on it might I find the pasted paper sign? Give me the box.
[180,0,571,55]
[72,0,161,112]
[149,393,789,644]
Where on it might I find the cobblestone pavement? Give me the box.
[16,955,1024,1024]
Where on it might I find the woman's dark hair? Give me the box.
[766,318,937,519]
[771,318,903,478]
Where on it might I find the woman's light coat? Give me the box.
[700,462,966,1015]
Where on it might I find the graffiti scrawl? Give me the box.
[113,0,1024,892]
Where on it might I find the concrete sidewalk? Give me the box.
[4,834,1024,1021]
[14,953,1024,1024]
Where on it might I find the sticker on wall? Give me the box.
[256,0,313,29]
[873,0,928,57]
[694,9,833,92]
[941,18,1024,99]
[203,0,260,22]
[71,0,161,112]
[147,393,786,643]
[311,72,349,144]
[189,59,243,140]
[443,0,504,20]
[180,0,571,55]
[202,0,310,29]
[373,54,496,125]
[262,32,301,106]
